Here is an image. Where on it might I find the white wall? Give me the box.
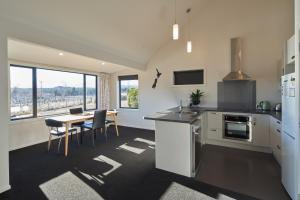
[0,34,10,193]
[110,0,294,130]
[294,0,300,197]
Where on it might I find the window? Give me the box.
[10,66,34,120]
[118,75,138,109]
[85,75,97,110]
[9,64,98,120]
[173,69,204,85]
[37,69,84,117]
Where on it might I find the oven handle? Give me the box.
[224,120,248,124]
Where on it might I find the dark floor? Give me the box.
[197,145,290,200]
[0,126,287,200]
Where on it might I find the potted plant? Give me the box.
[190,89,204,106]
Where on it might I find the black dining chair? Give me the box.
[81,110,107,146]
[45,119,78,153]
[70,107,84,143]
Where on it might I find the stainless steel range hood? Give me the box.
[223,38,251,81]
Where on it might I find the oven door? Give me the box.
[224,120,250,140]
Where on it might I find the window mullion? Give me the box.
[32,68,38,118]
[83,74,87,111]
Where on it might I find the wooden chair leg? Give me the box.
[48,135,52,151]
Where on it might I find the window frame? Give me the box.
[118,74,139,109]
[10,64,98,120]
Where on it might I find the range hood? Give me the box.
[223,38,251,81]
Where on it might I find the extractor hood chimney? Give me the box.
[223,38,251,81]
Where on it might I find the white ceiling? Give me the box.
[0,0,208,69]
[8,39,130,73]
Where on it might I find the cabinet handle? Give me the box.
[210,129,217,132]
[291,56,295,60]
[211,112,217,115]
[276,129,281,133]
[277,145,281,150]
[276,121,281,125]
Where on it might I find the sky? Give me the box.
[10,67,96,88]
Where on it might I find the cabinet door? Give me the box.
[252,114,270,147]
[207,112,222,129]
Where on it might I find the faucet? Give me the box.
[179,100,183,113]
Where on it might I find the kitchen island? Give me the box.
[144,106,282,177]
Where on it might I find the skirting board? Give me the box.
[205,139,272,153]
[0,184,11,194]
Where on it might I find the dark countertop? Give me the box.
[144,106,281,124]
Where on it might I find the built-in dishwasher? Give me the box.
[191,119,202,176]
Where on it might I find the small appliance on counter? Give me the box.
[256,101,271,111]
[274,103,281,112]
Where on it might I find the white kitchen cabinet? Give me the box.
[206,112,223,140]
[287,35,295,65]
[270,116,281,164]
[252,114,270,147]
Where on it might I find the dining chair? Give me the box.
[106,110,118,135]
[70,107,84,143]
[81,110,107,146]
[45,119,79,153]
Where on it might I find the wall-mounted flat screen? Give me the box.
[173,69,204,85]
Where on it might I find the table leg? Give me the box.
[113,114,119,136]
[64,122,69,156]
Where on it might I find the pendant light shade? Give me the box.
[172,0,179,40]
[186,8,192,53]
[173,23,179,40]
[187,40,192,53]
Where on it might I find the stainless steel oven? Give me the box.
[223,114,252,142]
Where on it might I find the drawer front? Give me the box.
[207,128,222,140]
[270,117,281,131]
[273,143,281,165]
[207,112,222,129]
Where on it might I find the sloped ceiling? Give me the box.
[0,0,208,70]
[8,39,130,73]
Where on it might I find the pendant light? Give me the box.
[172,0,179,40]
[186,8,192,53]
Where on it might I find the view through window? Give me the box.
[37,69,84,116]
[10,65,98,120]
[119,75,138,109]
[85,75,97,110]
[10,66,34,119]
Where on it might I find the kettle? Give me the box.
[258,101,271,111]
[274,103,281,112]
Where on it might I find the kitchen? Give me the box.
[144,33,298,199]
[0,1,298,200]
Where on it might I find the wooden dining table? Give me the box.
[49,110,119,156]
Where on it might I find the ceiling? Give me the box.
[0,0,208,69]
[8,39,130,73]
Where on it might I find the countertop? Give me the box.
[144,106,282,124]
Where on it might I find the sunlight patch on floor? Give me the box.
[94,155,122,176]
[39,171,104,200]
[134,137,156,146]
[160,182,236,200]
[78,170,104,186]
[117,143,146,154]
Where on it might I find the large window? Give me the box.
[118,75,138,109]
[37,69,84,117]
[10,65,98,120]
[10,66,34,120]
[85,75,97,110]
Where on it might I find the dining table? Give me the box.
[49,110,119,156]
